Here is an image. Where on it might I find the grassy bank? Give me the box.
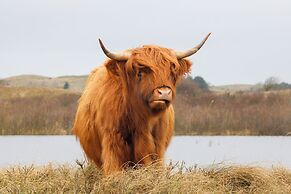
[1,163,290,193]
[1,86,291,135]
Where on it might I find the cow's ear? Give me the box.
[178,59,192,77]
[104,60,124,76]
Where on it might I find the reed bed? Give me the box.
[175,90,291,135]
[0,87,79,135]
[1,86,291,135]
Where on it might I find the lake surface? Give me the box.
[0,136,291,168]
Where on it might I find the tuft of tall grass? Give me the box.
[0,163,290,193]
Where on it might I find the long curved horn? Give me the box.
[98,39,131,61]
[175,33,211,59]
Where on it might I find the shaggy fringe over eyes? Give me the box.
[131,46,180,73]
[104,45,192,81]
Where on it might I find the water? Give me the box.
[0,136,290,168]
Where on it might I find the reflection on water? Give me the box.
[0,136,291,168]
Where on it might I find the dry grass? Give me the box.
[0,87,80,135]
[0,163,290,193]
[175,90,291,135]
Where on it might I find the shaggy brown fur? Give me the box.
[73,45,192,174]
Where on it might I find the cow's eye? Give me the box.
[138,69,142,80]
[138,65,151,73]
[137,65,151,81]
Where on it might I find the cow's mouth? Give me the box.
[151,99,170,104]
[148,99,170,112]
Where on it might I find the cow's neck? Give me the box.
[117,82,160,136]
[120,100,159,135]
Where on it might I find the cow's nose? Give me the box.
[154,87,173,102]
[157,88,172,96]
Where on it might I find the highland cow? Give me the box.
[73,33,211,174]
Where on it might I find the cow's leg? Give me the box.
[133,131,156,165]
[101,132,131,174]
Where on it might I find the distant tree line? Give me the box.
[263,77,291,91]
[177,76,209,96]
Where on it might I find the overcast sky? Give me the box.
[0,0,290,85]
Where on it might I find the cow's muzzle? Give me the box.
[148,87,173,111]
